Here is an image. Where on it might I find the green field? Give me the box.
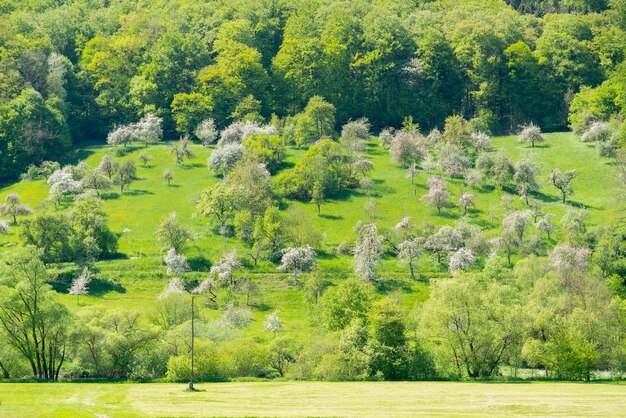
[0,132,622,340]
[1,381,625,417]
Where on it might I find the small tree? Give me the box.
[390,131,424,167]
[134,113,163,145]
[171,136,195,164]
[449,248,476,273]
[138,153,152,167]
[535,214,555,240]
[196,184,238,236]
[311,182,324,215]
[81,169,112,197]
[69,266,92,304]
[352,221,384,282]
[195,119,218,145]
[207,143,244,174]
[0,220,9,234]
[0,193,32,224]
[210,250,242,287]
[116,160,136,193]
[518,123,545,148]
[264,310,284,337]
[549,168,576,203]
[398,238,422,280]
[457,192,475,216]
[156,212,193,252]
[406,163,419,186]
[514,159,540,204]
[98,155,119,179]
[277,245,317,283]
[421,176,451,214]
[163,169,174,186]
[164,248,190,276]
[107,124,136,148]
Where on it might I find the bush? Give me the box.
[220,338,269,377]
[166,340,230,381]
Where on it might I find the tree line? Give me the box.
[2,0,626,179]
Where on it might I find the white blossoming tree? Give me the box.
[421,176,451,215]
[195,119,218,145]
[449,247,476,273]
[210,250,242,287]
[518,123,545,148]
[277,245,317,283]
[264,310,284,336]
[352,221,384,282]
[398,238,423,280]
[0,193,32,224]
[164,248,190,277]
[69,267,93,304]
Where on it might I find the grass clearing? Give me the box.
[1,381,625,417]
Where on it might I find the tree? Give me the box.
[302,96,336,140]
[514,159,540,204]
[156,212,193,252]
[264,310,284,336]
[398,238,422,280]
[320,278,374,331]
[81,169,112,197]
[518,123,545,148]
[171,93,213,135]
[207,143,244,174]
[311,181,324,215]
[277,246,317,283]
[0,194,32,224]
[197,184,239,236]
[390,132,424,167]
[210,250,242,288]
[581,121,611,143]
[98,156,119,179]
[425,226,463,265]
[195,119,218,145]
[171,136,195,165]
[421,176,451,215]
[549,169,577,203]
[107,125,136,148]
[0,247,72,379]
[535,214,555,240]
[0,221,8,235]
[138,153,152,167]
[69,266,92,305]
[449,248,476,273]
[352,222,384,282]
[116,160,136,193]
[458,192,475,216]
[162,169,174,186]
[164,248,190,277]
[47,166,81,202]
[419,274,522,378]
[134,113,163,145]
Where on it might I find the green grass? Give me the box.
[1,381,625,417]
[0,132,623,340]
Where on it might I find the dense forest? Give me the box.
[2,0,626,180]
[0,0,626,385]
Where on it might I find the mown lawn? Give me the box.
[1,381,625,417]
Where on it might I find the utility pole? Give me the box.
[189,294,195,391]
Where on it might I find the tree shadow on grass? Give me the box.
[63,148,96,166]
[376,279,413,294]
[166,184,181,188]
[319,213,343,220]
[532,191,560,204]
[179,163,205,170]
[89,278,126,296]
[123,189,155,196]
[252,303,272,312]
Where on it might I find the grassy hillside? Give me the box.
[0,132,622,340]
[2,381,626,417]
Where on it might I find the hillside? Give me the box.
[0,132,622,341]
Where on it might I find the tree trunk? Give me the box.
[189,295,195,391]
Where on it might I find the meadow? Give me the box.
[0,132,622,339]
[1,381,625,417]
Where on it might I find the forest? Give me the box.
[0,0,626,390]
